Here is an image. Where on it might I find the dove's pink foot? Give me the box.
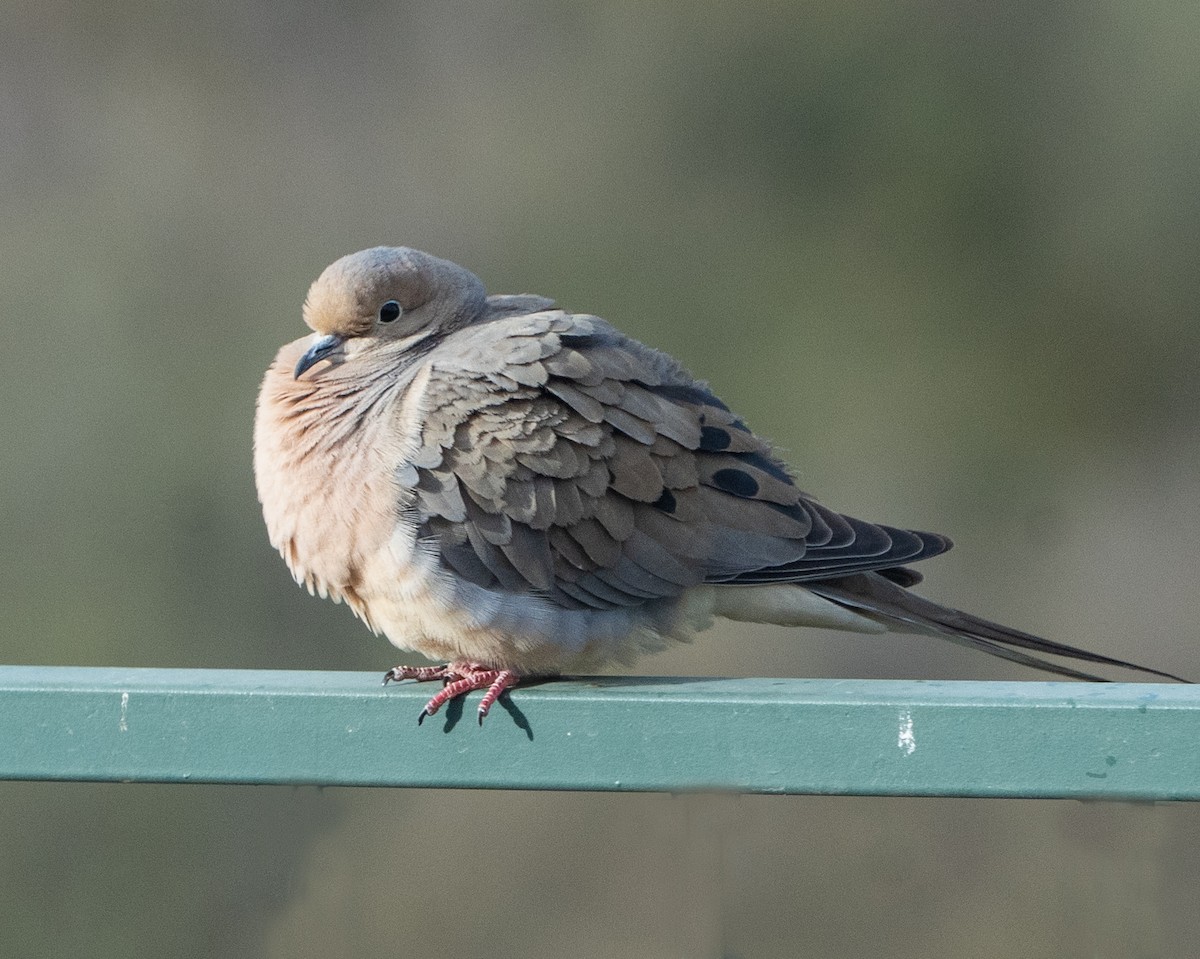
[383,661,522,725]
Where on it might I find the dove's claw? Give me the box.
[476,670,517,721]
[384,661,523,726]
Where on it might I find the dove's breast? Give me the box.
[253,339,417,621]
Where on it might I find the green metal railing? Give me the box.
[2,666,1197,799]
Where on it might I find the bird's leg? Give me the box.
[384,661,522,726]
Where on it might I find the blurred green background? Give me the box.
[3,0,1199,956]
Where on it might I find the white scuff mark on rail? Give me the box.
[119,691,129,733]
[897,710,915,755]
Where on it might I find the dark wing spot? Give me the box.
[738,450,793,484]
[699,426,732,451]
[710,468,760,498]
[652,489,678,514]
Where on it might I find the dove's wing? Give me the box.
[401,308,950,611]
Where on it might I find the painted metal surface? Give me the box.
[2,666,1197,798]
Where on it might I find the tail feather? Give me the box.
[808,572,1187,683]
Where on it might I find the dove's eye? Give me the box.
[379,300,402,323]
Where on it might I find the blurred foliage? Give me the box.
[2,0,1199,955]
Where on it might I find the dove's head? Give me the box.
[295,247,487,378]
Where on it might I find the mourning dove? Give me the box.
[254,247,1181,723]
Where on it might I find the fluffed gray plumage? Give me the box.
[254,247,1183,722]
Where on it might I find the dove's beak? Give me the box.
[294,333,345,378]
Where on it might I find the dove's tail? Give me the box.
[806,571,1187,683]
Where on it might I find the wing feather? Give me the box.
[403,308,953,606]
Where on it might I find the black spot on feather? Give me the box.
[737,451,792,484]
[710,468,760,498]
[699,426,731,451]
[652,489,677,514]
